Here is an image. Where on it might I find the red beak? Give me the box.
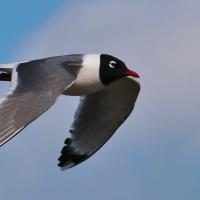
[124,69,140,78]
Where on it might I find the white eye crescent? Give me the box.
[109,61,117,68]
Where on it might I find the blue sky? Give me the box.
[1,0,200,200]
[0,0,68,62]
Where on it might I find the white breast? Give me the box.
[64,54,105,96]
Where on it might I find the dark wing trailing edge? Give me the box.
[58,77,140,169]
[0,56,81,146]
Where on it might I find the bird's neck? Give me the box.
[64,54,105,96]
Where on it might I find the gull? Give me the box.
[0,54,140,169]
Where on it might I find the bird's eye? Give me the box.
[109,61,117,68]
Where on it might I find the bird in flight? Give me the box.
[0,54,140,170]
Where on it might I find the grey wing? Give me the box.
[58,77,140,169]
[0,57,79,146]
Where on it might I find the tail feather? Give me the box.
[0,72,11,81]
[0,63,15,74]
[0,63,15,81]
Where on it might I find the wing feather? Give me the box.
[0,56,81,146]
[58,77,140,169]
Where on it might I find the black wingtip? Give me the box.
[57,138,88,170]
[0,72,11,81]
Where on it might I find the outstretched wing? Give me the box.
[58,77,140,169]
[0,56,80,146]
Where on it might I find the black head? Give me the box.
[99,54,140,85]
